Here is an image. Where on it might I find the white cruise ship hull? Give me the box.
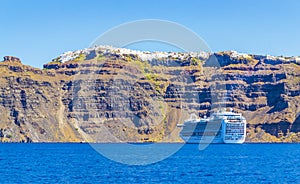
[223,139,245,144]
[223,136,246,144]
[179,110,247,144]
[181,136,223,144]
[181,135,245,144]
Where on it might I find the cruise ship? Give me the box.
[178,109,247,144]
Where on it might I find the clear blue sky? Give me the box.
[1,0,299,68]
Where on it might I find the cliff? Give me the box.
[0,47,299,143]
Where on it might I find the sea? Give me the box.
[0,143,299,183]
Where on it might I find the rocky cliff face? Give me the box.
[0,47,299,142]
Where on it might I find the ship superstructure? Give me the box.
[178,109,246,144]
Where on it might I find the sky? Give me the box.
[0,0,299,68]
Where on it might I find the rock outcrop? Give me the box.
[0,47,299,143]
[3,56,21,63]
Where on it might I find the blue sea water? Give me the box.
[0,143,299,183]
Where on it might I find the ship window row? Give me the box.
[225,136,243,140]
[226,128,243,130]
[226,129,244,132]
[226,129,244,133]
[226,124,244,127]
[226,125,244,128]
[226,131,244,134]
[225,133,244,136]
[226,126,244,129]
[182,132,221,136]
